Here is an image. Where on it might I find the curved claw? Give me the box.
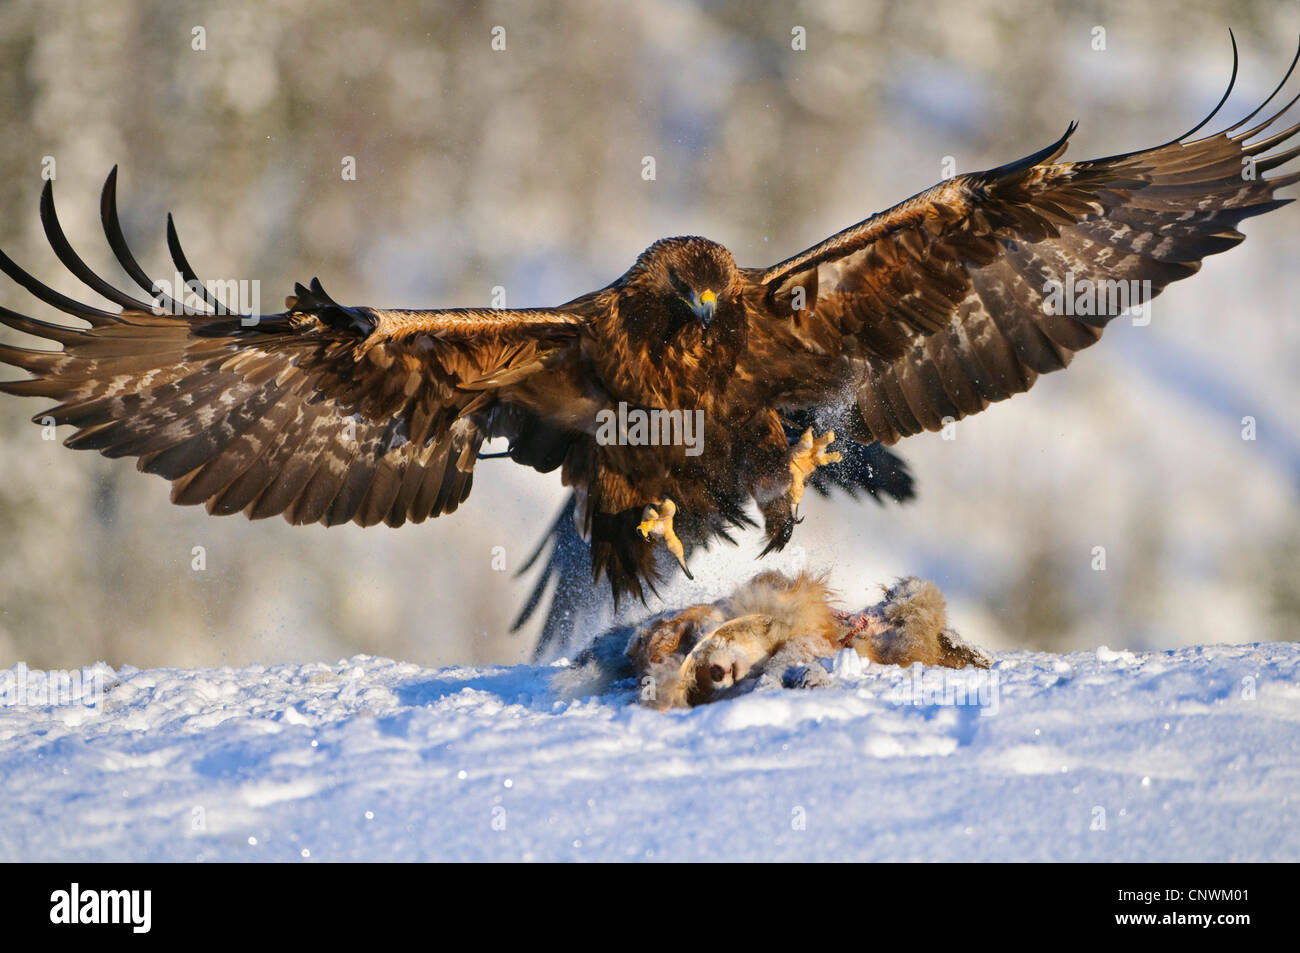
[637,498,693,580]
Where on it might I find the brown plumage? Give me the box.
[2,41,1299,615]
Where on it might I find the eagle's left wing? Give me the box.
[746,40,1300,445]
[0,171,589,528]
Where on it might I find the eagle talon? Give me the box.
[788,428,843,513]
[637,498,693,579]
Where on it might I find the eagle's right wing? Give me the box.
[0,170,589,528]
[748,37,1300,445]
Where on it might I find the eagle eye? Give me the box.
[665,267,693,298]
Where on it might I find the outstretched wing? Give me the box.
[0,170,587,527]
[747,38,1300,445]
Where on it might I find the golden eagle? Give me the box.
[2,42,1297,650]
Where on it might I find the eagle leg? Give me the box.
[636,498,693,580]
[787,428,843,514]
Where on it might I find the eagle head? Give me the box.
[620,236,744,349]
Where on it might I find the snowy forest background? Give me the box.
[0,0,1297,670]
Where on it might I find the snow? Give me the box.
[1,642,1297,861]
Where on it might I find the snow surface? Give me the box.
[1,642,1297,862]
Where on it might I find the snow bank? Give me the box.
[1,642,1296,861]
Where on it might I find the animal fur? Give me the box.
[559,570,991,708]
[844,577,991,670]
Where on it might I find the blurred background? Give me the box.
[0,0,1296,670]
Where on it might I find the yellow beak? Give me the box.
[692,289,717,326]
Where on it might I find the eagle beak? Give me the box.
[692,289,717,328]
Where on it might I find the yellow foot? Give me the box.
[637,498,693,579]
[788,428,843,513]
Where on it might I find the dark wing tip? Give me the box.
[1166,28,1239,145]
[974,121,1078,183]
